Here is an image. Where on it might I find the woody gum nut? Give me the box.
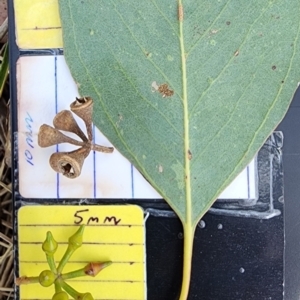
[42,231,58,255]
[49,147,90,179]
[53,110,88,142]
[38,124,85,148]
[39,270,56,287]
[70,97,93,141]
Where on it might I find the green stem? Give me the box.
[178,225,195,300]
[61,261,113,280]
[61,268,86,280]
[177,2,195,299]
[16,276,40,285]
[59,279,80,299]
[55,281,62,293]
[56,245,74,274]
[57,225,85,274]
[25,276,40,284]
[46,254,57,273]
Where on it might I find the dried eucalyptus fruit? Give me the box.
[38,97,114,178]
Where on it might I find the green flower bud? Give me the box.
[57,225,86,274]
[52,291,69,300]
[79,293,94,300]
[42,231,58,255]
[61,261,112,280]
[68,225,85,250]
[39,270,56,287]
[84,261,112,277]
[59,280,93,300]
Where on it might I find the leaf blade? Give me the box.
[59,0,300,227]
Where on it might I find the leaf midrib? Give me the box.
[178,1,192,227]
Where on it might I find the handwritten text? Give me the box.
[24,112,34,166]
[74,209,121,225]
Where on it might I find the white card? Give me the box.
[17,55,257,200]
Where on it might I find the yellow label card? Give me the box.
[14,0,63,49]
[18,205,146,300]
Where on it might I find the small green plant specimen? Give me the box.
[16,225,112,300]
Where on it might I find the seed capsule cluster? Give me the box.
[38,97,114,179]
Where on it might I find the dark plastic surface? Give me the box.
[279,86,300,300]
[147,214,283,300]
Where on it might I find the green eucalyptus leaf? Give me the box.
[59,0,299,225]
[59,1,300,298]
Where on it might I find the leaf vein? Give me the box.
[189,1,273,118]
[149,0,179,38]
[195,1,300,225]
[66,0,183,201]
[110,0,183,101]
[191,63,260,166]
[98,32,183,140]
[186,1,231,55]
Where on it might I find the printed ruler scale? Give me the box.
[18,206,146,300]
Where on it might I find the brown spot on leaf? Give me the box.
[271,14,280,19]
[188,150,192,160]
[234,50,239,56]
[226,21,231,25]
[158,83,174,98]
[272,65,276,70]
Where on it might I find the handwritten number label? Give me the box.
[74,209,121,225]
[74,209,89,224]
[24,112,34,166]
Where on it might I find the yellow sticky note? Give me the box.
[18,205,146,300]
[14,0,63,49]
